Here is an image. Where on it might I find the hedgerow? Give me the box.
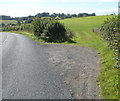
[101,15,120,68]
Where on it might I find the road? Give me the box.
[1,32,73,99]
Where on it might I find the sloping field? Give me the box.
[61,15,118,99]
[61,15,112,47]
[0,20,17,25]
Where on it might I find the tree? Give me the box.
[78,13,83,17]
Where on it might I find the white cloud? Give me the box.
[81,3,88,6]
[45,0,97,2]
[99,0,118,2]
[0,9,40,17]
[95,7,118,15]
[52,0,118,2]
[10,0,40,1]
[7,0,116,3]
[97,2,103,6]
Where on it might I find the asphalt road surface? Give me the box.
[1,32,73,99]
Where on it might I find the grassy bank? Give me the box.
[5,15,119,99]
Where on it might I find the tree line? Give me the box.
[35,12,96,19]
[0,12,96,21]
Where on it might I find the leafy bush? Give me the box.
[33,18,73,42]
[44,21,66,42]
[101,15,120,68]
[23,24,33,32]
[33,18,49,37]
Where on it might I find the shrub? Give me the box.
[33,18,73,42]
[23,24,33,32]
[101,15,120,68]
[33,18,49,37]
[44,21,67,42]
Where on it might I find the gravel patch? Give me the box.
[41,44,102,99]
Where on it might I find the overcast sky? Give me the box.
[0,0,119,17]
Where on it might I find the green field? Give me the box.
[0,20,17,25]
[61,15,110,47]
[60,15,118,99]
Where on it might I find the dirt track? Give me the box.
[42,44,102,99]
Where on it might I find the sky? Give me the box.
[0,0,119,17]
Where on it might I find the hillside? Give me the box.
[61,15,112,47]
